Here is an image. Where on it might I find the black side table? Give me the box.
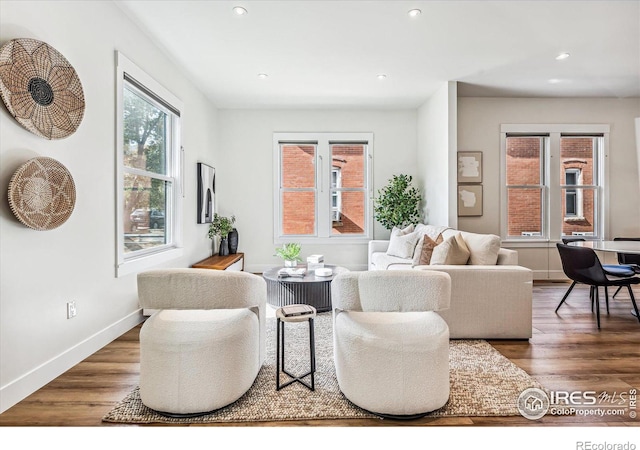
[275,305,317,391]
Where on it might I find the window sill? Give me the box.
[275,236,372,245]
[117,247,183,277]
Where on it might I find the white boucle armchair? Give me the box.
[331,270,452,418]
[137,268,266,417]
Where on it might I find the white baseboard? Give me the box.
[0,309,144,414]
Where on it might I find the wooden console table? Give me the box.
[192,253,244,271]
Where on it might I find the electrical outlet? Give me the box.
[67,301,77,319]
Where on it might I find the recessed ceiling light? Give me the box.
[408,9,422,17]
[257,73,268,79]
[556,52,570,60]
[377,74,387,80]
[233,6,248,15]
[548,78,562,84]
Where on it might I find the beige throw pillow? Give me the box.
[460,232,502,265]
[417,233,444,265]
[430,232,471,265]
[386,229,420,259]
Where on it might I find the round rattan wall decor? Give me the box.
[8,157,76,230]
[0,38,85,140]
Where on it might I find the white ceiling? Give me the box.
[116,0,640,109]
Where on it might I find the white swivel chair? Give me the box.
[137,268,266,417]
[331,270,451,418]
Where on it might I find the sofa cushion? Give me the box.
[372,252,413,270]
[460,232,501,265]
[386,226,419,259]
[430,233,470,265]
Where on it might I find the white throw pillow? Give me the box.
[430,233,470,265]
[386,229,420,259]
[460,232,501,265]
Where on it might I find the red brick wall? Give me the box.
[506,137,543,235]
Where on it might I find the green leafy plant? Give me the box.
[208,213,236,239]
[374,174,422,230]
[274,243,302,262]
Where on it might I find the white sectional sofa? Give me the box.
[368,225,533,340]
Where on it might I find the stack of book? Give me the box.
[307,254,324,271]
[277,267,306,278]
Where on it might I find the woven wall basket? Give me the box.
[0,38,85,140]
[8,157,76,230]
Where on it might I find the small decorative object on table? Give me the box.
[228,228,239,254]
[207,213,235,256]
[275,243,302,268]
[307,254,325,271]
[315,268,333,277]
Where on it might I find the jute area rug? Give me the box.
[103,313,544,424]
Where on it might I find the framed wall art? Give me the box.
[458,185,483,217]
[457,151,482,183]
[197,163,215,224]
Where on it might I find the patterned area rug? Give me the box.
[103,313,544,424]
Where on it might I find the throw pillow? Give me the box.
[386,229,420,259]
[461,232,501,265]
[391,224,415,237]
[430,232,471,265]
[417,233,444,265]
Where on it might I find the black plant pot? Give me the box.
[228,228,239,254]
[219,237,230,256]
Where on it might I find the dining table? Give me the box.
[566,240,640,255]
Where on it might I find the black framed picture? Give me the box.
[197,163,215,223]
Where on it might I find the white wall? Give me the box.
[457,97,640,278]
[0,1,218,412]
[216,109,417,272]
[417,81,458,228]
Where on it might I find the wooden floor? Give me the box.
[1,282,639,428]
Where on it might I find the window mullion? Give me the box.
[317,141,331,238]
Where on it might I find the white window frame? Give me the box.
[115,52,183,277]
[331,166,342,222]
[273,132,373,244]
[500,124,609,245]
[563,168,582,219]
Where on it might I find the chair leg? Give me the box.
[612,286,623,299]
[555,281,577,313]
[605,286,610,315]
[627,286,640,324]
[590,286,595,312]
[594,287,601,329]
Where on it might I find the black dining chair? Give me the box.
[559,238,637,312]
[556,243,640,329]
[611,237,640,299]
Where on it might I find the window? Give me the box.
[116,52,183,276]
[564,168,580,217]
[501,125,608,242]
[273,133,373,243]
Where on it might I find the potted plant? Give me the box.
[274,243,302,267]
[208,213,236,256]
[374,174,422,230]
